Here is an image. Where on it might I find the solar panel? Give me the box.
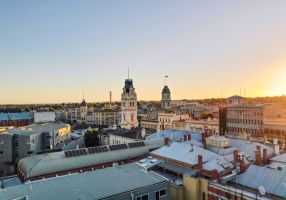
[88,148,94,154]
[103,146,108,152]
[64,151,69,157]
[71,151,76,157]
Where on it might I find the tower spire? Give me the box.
[128,67,130,79]
[82,92,85,100]
[165,75,168,86]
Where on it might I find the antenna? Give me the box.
[258,185,266,196]
[240,88,241,96]
[83,92,85,100]
[109,91,112,104]
[128,67,130,79]
[165,75,168,86]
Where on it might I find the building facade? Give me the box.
[120,79,138,129]
[0,123,71,177]
[161,85,171,110]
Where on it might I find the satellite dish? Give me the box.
[258,185,266,196]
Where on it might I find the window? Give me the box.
[156,189,167,200]
[136,194,149,200]
[160,189,166,197]
[142,195,148,200]
[0,151,3,155]
[0,139,4,144]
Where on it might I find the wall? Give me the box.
[183,175,208,200]
[170,183,184,200]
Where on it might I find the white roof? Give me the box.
[269,152,286,164]
[236,165,286,198]
[151,142,220,165]
[203,154,234,173]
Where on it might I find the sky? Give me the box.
[1,1,286,104]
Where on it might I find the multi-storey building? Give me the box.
[120,78,138,129]
[226,105,264,137]
[0,123,71,177]
[220,97,286,143]
[158,113,190,131]
[67,99,88,124]
[86,108,119,127]
[0,112,33,127]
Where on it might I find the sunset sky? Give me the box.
[1,1,286,104]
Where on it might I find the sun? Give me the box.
[265,67,286,96]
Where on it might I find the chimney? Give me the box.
[202,139,206,149]
[256,145,261,153]
[198,155,203,170]
[211,170,219,181]
[240,157,245,173]
[164,138,169,146]
[255,150,261,165]
[263,148,268,164]
[202,131,206,140]
[184,135,187,142]
[233,150,238,163]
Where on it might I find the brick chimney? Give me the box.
[263,148,268,164]
[255,150,261,165]
[202,139,206,149]
[233,150,238,163]
[240,157,245,173]
[164,138,169,146]
[211,169,219,181]
[184,135,187,142]
[198,155,203,170]
[257,145,261,153]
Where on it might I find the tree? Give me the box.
[84,131,100,147]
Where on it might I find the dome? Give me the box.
[228,95,244,100]
[162,86,170,94]
[81,99,87,107]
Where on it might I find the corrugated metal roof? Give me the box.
[18,139,164,178]
[229,139,274,159]
[151,142,220,165]
[0,164,167,200]
[203,154,233,173]
[146,130,202,142]
[236,165,286,198]
[270,153,286,164]
[6,123,70,136]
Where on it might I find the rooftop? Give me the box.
[269,152,286,164]
[146,129,202,142]
[0,164,167,200]
[4,123,70,136]
[229,139,274,159]
[107,128,156,139]
[235,165,286,198]
[18,139,164,178]
[151,142,220,166]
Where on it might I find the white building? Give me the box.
[67,99,88,124]
[120,78,138,129]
